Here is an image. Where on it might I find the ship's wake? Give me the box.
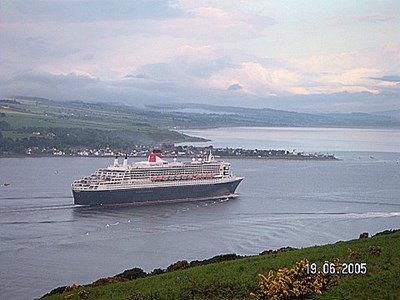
[0,196,73,201]
[0,203,84,213]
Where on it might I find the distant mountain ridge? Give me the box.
[3,96,400,129]
[148,103,400,128]
[373,109,400,120]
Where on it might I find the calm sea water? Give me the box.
[1,127,400,299]
[178,127,400,152]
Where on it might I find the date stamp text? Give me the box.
[306,262,367,275]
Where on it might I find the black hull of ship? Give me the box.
[73,178,243,206]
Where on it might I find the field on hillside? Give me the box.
[41,230,400,300]
[0,98,203,154]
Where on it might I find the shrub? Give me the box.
[129,292,161,300]
[166,260,190,272]
[374,229,400,236]
[347,248,362,259]
[116,267,147,280]
[368,246,383,255]
[150,268,165,275]
[64,284,80,292]
[78,290,89,298]
[190,253,242,267]
[90,276,124,287]
[259,247,297,256]
[250,259,340,300]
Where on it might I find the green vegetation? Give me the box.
[0,98,204,155]
[41,230,400,300]
[2,96,400,156]
[250,258,341,299]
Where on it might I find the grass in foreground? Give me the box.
[41,230,400,300]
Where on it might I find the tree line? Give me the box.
[0,122,136,154]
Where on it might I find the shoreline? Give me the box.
[209,155,338,161]
[0,146,337,160]
[0,154,338,160]
[2,150,400,159]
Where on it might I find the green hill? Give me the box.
[41,229,400,300]
[0,98,204,155]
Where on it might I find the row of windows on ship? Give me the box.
[94,166,227,179]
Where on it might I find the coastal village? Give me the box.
[24,144,337,160]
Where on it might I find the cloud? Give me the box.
[82,53,95,61]
[124,73,150,79]
[0,1,399,113]
[227,83,243,91]
[1,0,184,23]
[252,91,400,113]
[0,72,100,101]
[12,71,99,87]
[176,45,216,58]
[136,5,276,41]
[317,68,381,93]
[0,70,223,105]
[370,75,400,83]
[287,49,400,95]
[209,62,302,96]
[357,13,398,23]
[1,70,398,113]
[131,56,235,82]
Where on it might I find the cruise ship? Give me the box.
[72,150,243,206]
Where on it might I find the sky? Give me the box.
[0,0,399,112]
